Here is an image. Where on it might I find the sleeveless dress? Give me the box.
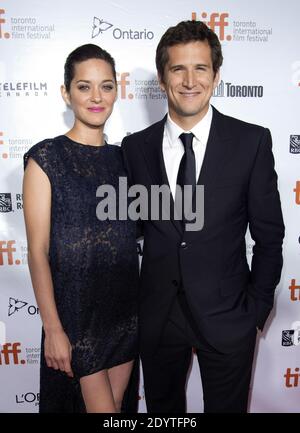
[24,135,139,412]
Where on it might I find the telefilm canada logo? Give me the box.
[91,16,154,40]
[0,8,55,40]
[290,135,300,154]
[191,10,273,43]
[213,80,263,98]
[0,81,48,98]
[282,321,300,347]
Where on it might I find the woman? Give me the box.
[23,44,139,413]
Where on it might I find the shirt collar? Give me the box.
[165,105,213,147]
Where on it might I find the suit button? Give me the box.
[180,241,187,249]
[172,280,178,287]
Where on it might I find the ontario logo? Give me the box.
[8,298,28,316]
[91,16,154,40]
[8,297,40,317]
[91,17,113,38]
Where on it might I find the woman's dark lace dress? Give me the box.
[24,135,139,412]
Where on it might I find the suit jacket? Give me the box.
[122,106,284,355]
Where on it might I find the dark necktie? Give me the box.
[176,132,196,224]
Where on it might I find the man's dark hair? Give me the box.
[156,20,223,82]
[64,43,116,91]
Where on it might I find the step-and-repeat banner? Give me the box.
[0,0,299,413]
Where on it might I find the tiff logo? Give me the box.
[191,11,231,41]
[289,279,300,301]
[0,240,19,265]
[294,181,300,205]
[0,131,8,159]
[0,9,10,39]
[117,72,133,99]
[0,342,25,365]
[284,368,300,387]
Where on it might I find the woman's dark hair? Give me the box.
[156,20,223,82]
[64,44,117,91]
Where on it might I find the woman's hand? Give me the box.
[44,328,74,378]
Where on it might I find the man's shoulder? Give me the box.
[122,117,166,148]
[214,107,267,135]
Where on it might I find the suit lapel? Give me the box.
[140,116,183,236]
[185,106,232,240]
[197,107,230,187]
[140,117,166,187]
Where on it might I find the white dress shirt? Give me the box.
[162,105,213,199]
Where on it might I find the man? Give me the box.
[121,20,284,413]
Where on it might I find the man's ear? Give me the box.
[158,74,166,92]
[213,70,220,90]
[61,85,71,106]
